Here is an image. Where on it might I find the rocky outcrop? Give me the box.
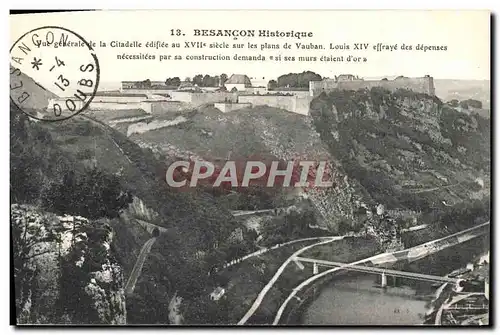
[168,293,184,324]
[309,88,490,214]
[11,204,126,325]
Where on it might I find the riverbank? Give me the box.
[283,234,489,325]
[246,236,379,324]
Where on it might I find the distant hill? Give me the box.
[10,66,58,111]
[433,79,490,109]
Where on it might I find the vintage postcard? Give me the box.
[10,10,491,326]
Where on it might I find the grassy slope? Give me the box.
[10,66,58,110]
[130,106,330,162]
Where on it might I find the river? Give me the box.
[302,235,489,325]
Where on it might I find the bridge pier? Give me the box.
[313,262,318,275]
[381,272,387,288]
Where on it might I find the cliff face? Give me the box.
[309,88,490,213]
[12,204,126,324]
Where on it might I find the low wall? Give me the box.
[120,88,176,96]
[47,99,152,113]
[93,95,147,103]
[127,116,188,137]
[170,91,238,105]
[273,90,311,98]
[238,95,295,112]
[237,95,312,115]
[214,102,252,113]
[150,101,190,114]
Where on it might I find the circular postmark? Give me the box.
[10,26,100,122]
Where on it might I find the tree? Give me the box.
[267,80,278,90]
[277,71,322,89]
[165,77,181,87]
[192,74,203,86]
[337,220,351,235]
[202,74,213,87]
[141,79,152,89]
[44,167,133,220]
[220,73,228,86]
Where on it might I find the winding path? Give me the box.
[237,236,345,325]
[124,237,157,295]
[217,235,343,272]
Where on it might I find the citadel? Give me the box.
[48,73,435,117]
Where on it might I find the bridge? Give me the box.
[235,221,489,325]
[293,256,461,287]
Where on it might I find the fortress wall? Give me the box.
[214,102,252,113]
[47,99,152,113]
[309,80,339,96]
[338,77,435,95]
[238,95,296,112]
[274,90,311,98]
[169,91,238,105]
[169,91,194,103]
[191,92,238,105]
[120,88,176,95]
[293,96,313,115]
[150,101,190,114]
[310,77,435,96]
[90,101,152,113]
[92,96,146,103]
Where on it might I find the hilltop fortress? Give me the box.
[47,74,435,117]
[309,74,435,97]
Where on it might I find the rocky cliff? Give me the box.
[12,204,126,324]
[309,88,489,212]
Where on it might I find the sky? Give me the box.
[10,10,490,89]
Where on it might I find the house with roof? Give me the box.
[209,287,226,301]
[177,81,201,92]
[224,74,252,92]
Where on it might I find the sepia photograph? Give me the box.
[9,9,491,326]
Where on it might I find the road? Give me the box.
[124,237,157,295]
[236,236,345,325]
[271,221,489,325]
[231,206,295,217]
[217,235,342,273]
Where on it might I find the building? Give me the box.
[209,287,226,301]
[336,74,359,81]
[224,74,252,92]
[177,81,201,92]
